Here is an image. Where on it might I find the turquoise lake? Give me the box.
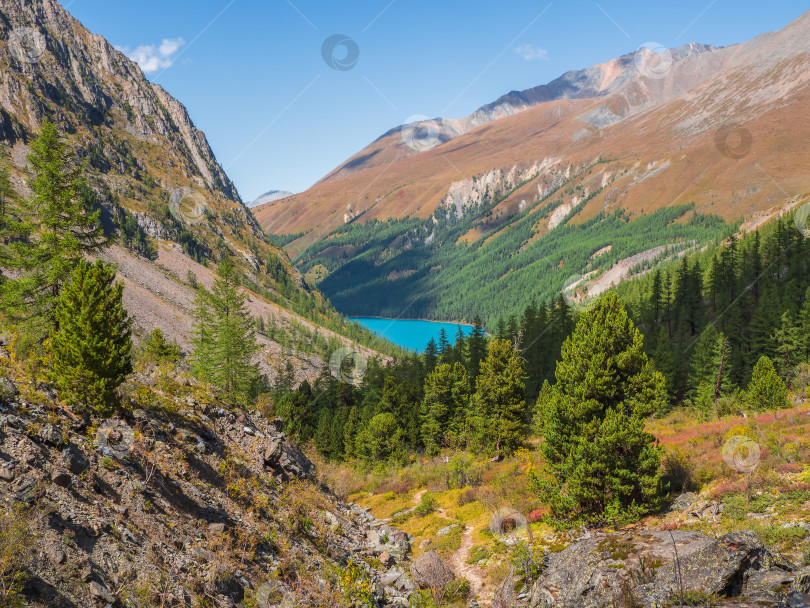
[349,317,475,352]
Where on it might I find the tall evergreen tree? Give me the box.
[1,121,107,330]
[437,328,451,365]
[772,312,802,386]
[452,326,468,367]
[468,339,526,456]
[466,315,488,388]
[190,258,259,405]
[424,337,439,374]
[536,294,664,522]
[421,362,470,456]
[48,260,132,415]
[0,165,20,270]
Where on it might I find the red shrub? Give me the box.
[528,509,547,523]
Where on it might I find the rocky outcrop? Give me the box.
[0,0,240,202]
[528,530,804,608]
[0,370,415,607]
[443,158,562,218]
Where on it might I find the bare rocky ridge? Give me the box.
[0,0,238,201]
[317,43,721,184]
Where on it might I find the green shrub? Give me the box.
[414,492,437,517]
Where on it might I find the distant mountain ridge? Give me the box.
[315,42,718,185]
[249,189,294,208]
[254,9,810,323]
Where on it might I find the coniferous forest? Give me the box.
[274,209,810,475]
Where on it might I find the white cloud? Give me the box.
[515,44,549,61]
[119,37,185,74]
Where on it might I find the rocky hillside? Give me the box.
[0,352,425,607]
[0,0,385,378]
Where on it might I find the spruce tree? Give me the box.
[772,312,802,386]
[437,328,451,366]
[468,339,526,456]
[537,293,664,522]
[48,260,132,415]
[747,356,789,410]
[466,316,488,388]
[1,121,107,331]
[424,337,439,374]
[421,362,470,456]
[190,258,259,405]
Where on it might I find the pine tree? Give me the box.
[1,121,107,331]
[141,328,181,364]
[421,362,470,456]
[355,413,403,463]
[468,339,526,457]
[747,356,789,410]
[424,337,439,373]
[48,260,132,415]
[772,312,802,386]
[466,316,488,388]
[437,328,451,366]
[190,258,259,405]
[536,293,664,522]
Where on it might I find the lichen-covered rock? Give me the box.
[644,532,788,605]
[530,530,712,608]
[528,530,800,608]
[411,550,455,589]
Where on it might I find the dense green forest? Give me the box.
[292,162,736,326]
[275,207,810,473]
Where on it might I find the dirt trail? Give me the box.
[449,525,488,601]
[411,490,490,604]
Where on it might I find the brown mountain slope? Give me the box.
[256,10,810,262]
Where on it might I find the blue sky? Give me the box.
[67,0,806,202]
